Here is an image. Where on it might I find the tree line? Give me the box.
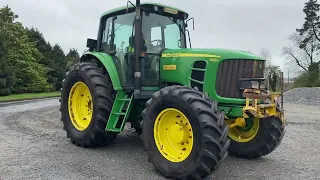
[283,0,320,87]
[259,49,282,92]
[0,5,80,96]
[254,0,320,90]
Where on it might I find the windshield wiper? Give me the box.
[114,24,124,32]
[167,17,185,35]
[167,17,191,48]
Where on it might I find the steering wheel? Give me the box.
[150,39,162,46]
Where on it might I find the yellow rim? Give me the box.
[68,82,93,131]
[154,108,194,163]
[227,118,259,143]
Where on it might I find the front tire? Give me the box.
[142,86,230,179]
[227,116,285,158]
[60,62,117,147]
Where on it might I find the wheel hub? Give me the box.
[68,82,93,131]
[227,117,259,143]
[169,124,184,144]
[154,108,193,162]
[229,118,246,128]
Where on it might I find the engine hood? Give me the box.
[161,48,265,60]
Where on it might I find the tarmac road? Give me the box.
[1,98,320,180]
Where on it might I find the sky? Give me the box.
[1,0,307,76]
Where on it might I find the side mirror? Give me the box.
[186,17,195,30]
[86,38,97,51]
[126,0,137,13]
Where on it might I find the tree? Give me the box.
[26,27,56,90]
[266,66,282,92]
[26,27,53,66]
[282,32,318,73]
[259,49,281,91]
[50,44,67,90]
[0,37,14,95]
[293,0,320,87]
[296,0,320,48]
[282,32,320,87]
[260,48,272,67]
[26,28,71,91]
[66,48,79,70]
[0,5,51,93]
[307,61,320,86]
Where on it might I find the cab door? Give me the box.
[100,12,136,88]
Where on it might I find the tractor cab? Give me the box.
[88,2,191,98]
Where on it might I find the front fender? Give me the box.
[81,51,122,90]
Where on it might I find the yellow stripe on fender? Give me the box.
[162,53,221,58]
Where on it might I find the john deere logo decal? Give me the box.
[163,65,176,70]
[164,7,178,14]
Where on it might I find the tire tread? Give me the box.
[60,62,117,148]
[142,85,230,179]
[228,116,285,159]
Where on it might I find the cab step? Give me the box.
[106,91,133,132]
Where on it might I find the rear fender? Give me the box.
[80,52,122,90]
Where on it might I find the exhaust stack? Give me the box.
[133,0,142,95]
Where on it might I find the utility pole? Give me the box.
[287,69,289,84]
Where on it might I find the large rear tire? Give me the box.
[60,62,118,147]
[227,116,285,158]
[142,86,230,180]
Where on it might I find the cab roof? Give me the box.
[101,2,188,18]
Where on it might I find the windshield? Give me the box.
[141,11,186,53]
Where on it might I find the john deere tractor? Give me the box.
[59,1,285,179]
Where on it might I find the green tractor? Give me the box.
[59,1,286,179]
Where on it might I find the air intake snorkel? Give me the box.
[133,0,142,95]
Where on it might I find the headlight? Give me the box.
[240,80,266,90]
[250,81,266,90]
[251,81,259,89]
[259,81,266,90]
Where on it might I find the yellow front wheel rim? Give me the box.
[68,82,93,131]
[154,108,194,162]
[227,118,259,143]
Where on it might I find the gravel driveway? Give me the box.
[1,98,320,180]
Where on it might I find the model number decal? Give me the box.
[209,58,220,62]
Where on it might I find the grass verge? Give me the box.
[0,91,60,102]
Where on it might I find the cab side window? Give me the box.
[112,13,135,86]
[101,17,113,52]
[113,13,135,54]
[99,13,135,86]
